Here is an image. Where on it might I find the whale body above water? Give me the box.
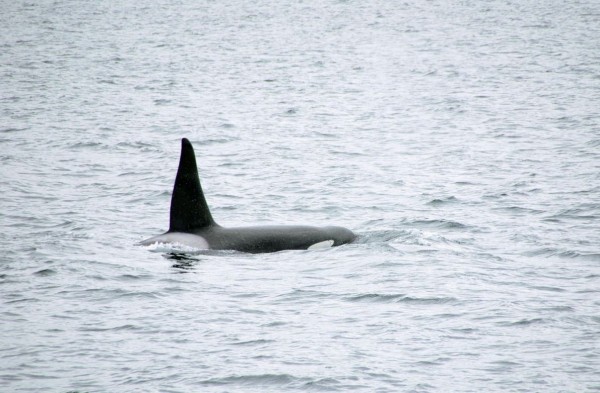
[140,138,356,253]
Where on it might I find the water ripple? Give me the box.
[346,293,457,305]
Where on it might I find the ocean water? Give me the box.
[1,0,599,392]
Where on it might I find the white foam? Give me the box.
[139,232,209,251]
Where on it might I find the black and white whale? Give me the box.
[140,138,356,253]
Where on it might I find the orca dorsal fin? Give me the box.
[168,138,216,232]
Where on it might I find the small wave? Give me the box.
[539,306,573,312]
[346,293,456,304]
[239,308,267,315]
[487,360,522,370]
[5,297,40,304]
[0,127,28,133]
[415,357,451,366]
[197,137,235,145]
[153,98,171,105]
[33,268,56,277]
[455,181,476,186]
[451,327,478,334]
[77,287,162,300]
[201,373,298,387]
[116,290,162,300]
[276,289,333,299]
[115,141,158,152]
[19,373,59,380]
[262,321,286,327]
[495,206,544,215]
[530,285,566,292]
[524,248,600,261]
[302,377,343,390]
[547,205,599,221]
[79,324,141,332]
[570,252,600,261]
[586,138,600,147]
[230,339,274,346]
[426,196,459,206]
[116,274,152,281]
[358,229,412,243]
[409,219,468,229]
[501,318,545,327]
[200,374,344,390]
[547,213,598,221]
[69,141,105,149]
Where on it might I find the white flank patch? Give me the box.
[307,240,334,250]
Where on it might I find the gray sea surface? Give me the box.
[1,0,599,392]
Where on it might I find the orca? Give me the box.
[140,138,356,253]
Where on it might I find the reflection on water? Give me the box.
[165,252,200,271]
